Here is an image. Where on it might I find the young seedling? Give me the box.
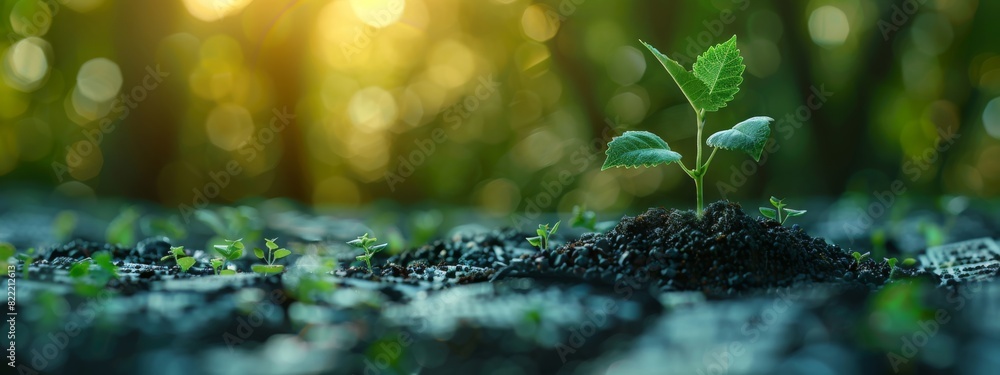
[69,251,118,296]
[602,36,773,216]
[347,233,387,273]
[209,258,225,275]
[252,238,291,275]
[526,221,560,251]
[212,238,244,275]
[852,251,870,265]
[160,246,197,273]
[759,196,807,226]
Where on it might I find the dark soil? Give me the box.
[539,201,908,297]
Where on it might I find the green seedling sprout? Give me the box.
[53,211,77,241]
[347,233,387,273]
[212,238,244,275]
[106,206,140,247]
[602,36,773,216]
[526,221,560,251]
[759,197,807,226]
[852,251,870,265]
[252,238,291,275]
[160,246,197,273]
[885,257,900,279]
[209,258,225,275]
[69,251,119,296]
[571,205,597,231]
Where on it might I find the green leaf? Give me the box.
[640,40,713,111]
[106,207,139,246]
[852,251,862,262]
[691,35,744,111]
[783,209,807,217]
[0,243,16,260]
[265,238,279,250]
[536,228,547,238]
[886,257,898,269]
[346,238,364,248]
[902,258,917,267]
[273,249,291,259]
[254,247,265,259]
[177,257,196,272]
[602,131,682,170]
[252,264,284,275]
[769,196,783,208]
[171,246,186,257]
[160,255,173,261]
[53,211,77,241]
[706,116,773,161]
[526,237,542,247]
[220,269,236,275]
[210,259,223,268]
[369,243,387,253]
[70,261,91,278]
[550,221,560,236]
[759,207,777,220]
[356,255,368,261]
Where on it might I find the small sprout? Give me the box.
[851,251,870,265]
[160,246,197,273]
[348,233,387,273]
[902,258,917,267]
[70,259,92,278]
[212,239,245,275]
[209,258,225,275]
[251,238,291,275]
[106,206,140,247]
[526,221,560,251]
[570,205,598,231]
[759,196,807,226]
[885,257,898,269]
[53,211,78,241]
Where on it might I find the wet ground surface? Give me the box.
[4,196,1000,375]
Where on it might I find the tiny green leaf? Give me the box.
[536,228,547,238]
[273,249,291,259]
[550,221,560,236]
[220,269,236,275]
[356,255,368,261]
[171,246,186,257]
[902,258,917,267]
[527,237,542,247]
[602,131,682,170]
[886,257,898,269]
[759,207,777,220]
[783,209,807,217]
[160,255,173,261]
[252,264,284,274]
[177,257,196,272]
[346,239,364,247]
[210,259,223,268]
[254,247,265,259]
[706,116,773,161]
[369,243,387,253]
[265,238,279,251]
[852,251,862,262]
[691,35,744,111]
[769,196,782,208]
[70,261,91,278]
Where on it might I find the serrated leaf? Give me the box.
[783,209,807,217]
[641,40,714,111]
[691,35,744,111]
[273,249,291,259]
[602,131,682,170]
[759,207,777,220]
[706,116,773,161]
[177,257,196,272]
[254,247,265,259]
[265,238,279,250]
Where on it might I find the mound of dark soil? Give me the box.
[545,201,895,296]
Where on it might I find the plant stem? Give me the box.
[694,109,706,216]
